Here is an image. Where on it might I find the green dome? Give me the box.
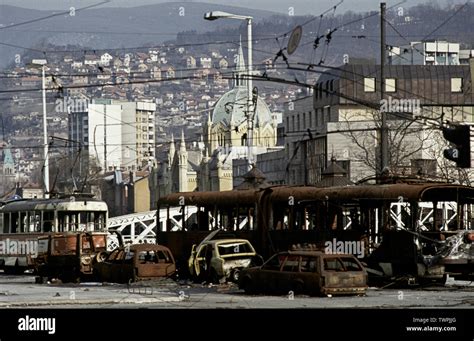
[211,88,273,128]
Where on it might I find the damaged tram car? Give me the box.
[0,195,108,280]
[158,182,474,285]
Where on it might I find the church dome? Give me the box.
[211,88,273,128]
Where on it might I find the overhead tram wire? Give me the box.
[0,1,404,62]
[0,1,344,58]
[1,61,466,130]
[2,3,469,133]
[421,1,470,41]
[0,1,111,31]
[1,56,470,128]
[297,0,407,52]
[0,33,280,56]
[284,64,459,128]
[245,67,452,130]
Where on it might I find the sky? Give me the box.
[0,0,460,14]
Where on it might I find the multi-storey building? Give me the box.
[388,40,472,66]
[283,62,474,185]
[69,99,156,172]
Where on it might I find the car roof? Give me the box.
[202,239,252,245]
[283,250,359,258]
[129,244,172,252]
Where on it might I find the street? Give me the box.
[0,274,473,309]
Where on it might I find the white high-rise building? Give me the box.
[114,100,156,170]
[68,99,156,172]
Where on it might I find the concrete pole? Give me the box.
[42,65,50,198]
[246,18,254,170]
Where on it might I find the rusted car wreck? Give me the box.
[188,231,261,283]
[94,244,176,283]
[239,250,368,296]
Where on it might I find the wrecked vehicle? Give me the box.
[35,232,108,283]
[437,230,474,280]
[239,250,368,296]
[188,231,261,283]
[93,244,176,283]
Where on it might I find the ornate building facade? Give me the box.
[158,41,278,196]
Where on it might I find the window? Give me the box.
[218,242,253,255]
[385,78,396,92]
[281,255,300,272]
[263,254,282,271]
[301,256,318,272]
[451,78,463,92]
[324,257,345,271]
[364,77,376,92]
[340,257,362,271]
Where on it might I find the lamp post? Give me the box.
[204,11,254,170]
[31,60,50,198]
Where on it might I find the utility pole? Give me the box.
[380,2,389,178]
[42,65,50,198]
[103,105,107,172]
[246,17,254,170]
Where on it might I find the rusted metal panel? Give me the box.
[159,184,474,208]
[266,184,474,203]
[51,234,77,256]
[159,190,259,207]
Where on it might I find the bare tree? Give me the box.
[340,110,435,177]
[48,149,102,194]
[423,129,474,185]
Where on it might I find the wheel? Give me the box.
[59,268,80,283]
[231,269,240,283]
[291,281,304,295]
[241,277,256,294]
[95,251,108,263]
[4,266,25,275]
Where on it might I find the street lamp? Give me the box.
[204,11,255,170]
[31,60,50,198]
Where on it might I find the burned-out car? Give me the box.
[94,244,176,283]
[188,236,261,283]
[239,250,368,296]
[437,230,474,280]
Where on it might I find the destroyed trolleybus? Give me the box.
[0,195,108,279]
[158,181,474,284]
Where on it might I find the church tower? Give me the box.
[177,131,188,192]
